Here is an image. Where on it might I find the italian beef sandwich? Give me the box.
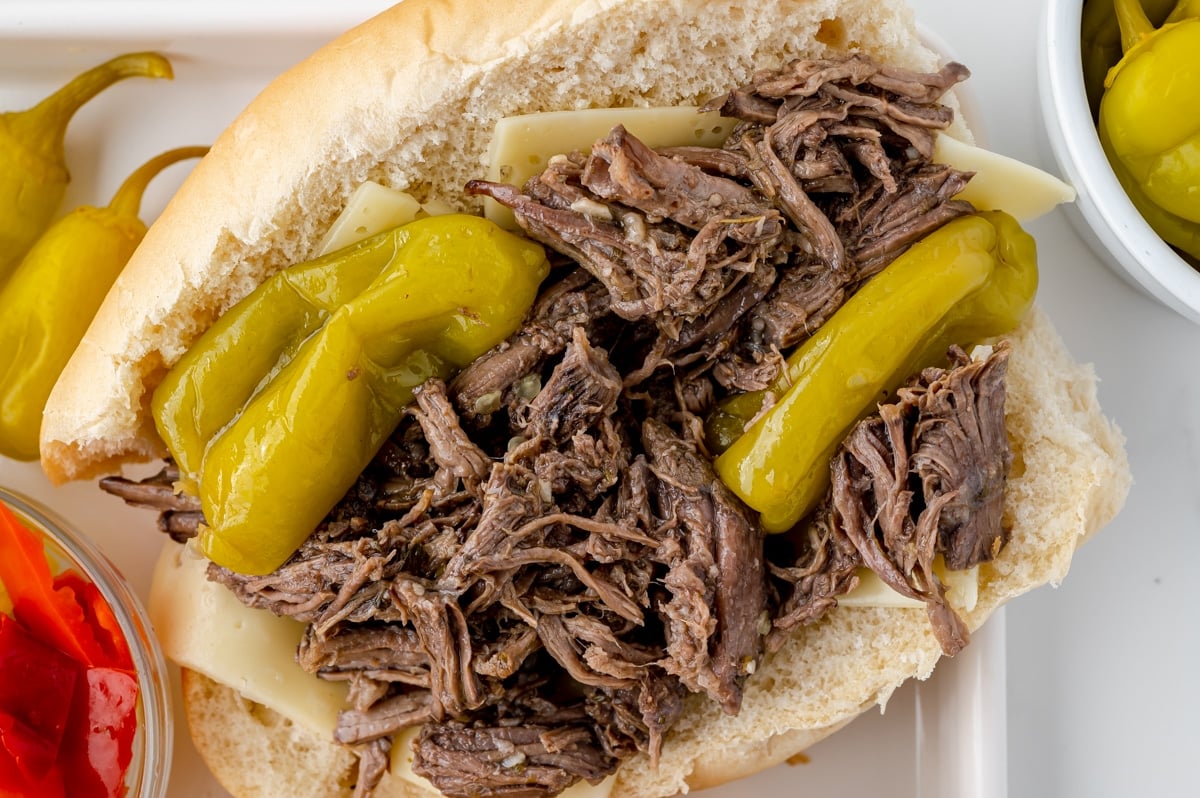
[39,1,1129,797]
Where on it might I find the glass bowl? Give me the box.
[0,487,172,798]
[1037,0,1200,325]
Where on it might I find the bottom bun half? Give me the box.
[177,306,1129,798]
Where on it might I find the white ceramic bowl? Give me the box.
[1038,0,1200,324]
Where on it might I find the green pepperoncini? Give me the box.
[152,215,550,575]
[711,212,1038,534]
[1080,0,1177,116]
[0,146,208,461]
[1099,0,1200,260]
[0,52,174,285]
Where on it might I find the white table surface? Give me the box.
[2,2,1198,797]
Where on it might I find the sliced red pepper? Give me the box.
[60,667,138,798]
[0,714,56,790]
[52,573,133,672]
[0,741,65,798]
[0,615,79,782]
[0,502,107,667]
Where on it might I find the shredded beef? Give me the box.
[99,464,202,543]
[412,676,617,798]
[829,344,1012,655]
[766,502,862,651]
[642,418,764,714]
[102,54,1016,798]
[469,52,972,389]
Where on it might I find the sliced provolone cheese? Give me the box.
[391,726,615,798]
[934,133,1076,221]
[148,540,348,736]
[388,728,435,794]
[317,182,422,255]
[485,106,735,228]
[558,775,616,798]
[838,561,979,613]
[484,105,1074,230]
[317,182,455,256]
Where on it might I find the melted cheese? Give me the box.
[934,133,1076,221]
[148,540,348,736]
[317,182,455,255]
[484,106,1074,229]
[484,106,735,228]
[838,561,979,613]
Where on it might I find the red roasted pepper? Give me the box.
[52,572,132,672]
[0,615,80,782]
[60,668,138,798]
[0,502,138,798]
[0,744,65,798]
[0,503,116,668]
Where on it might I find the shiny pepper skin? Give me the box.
[712,212,1038,534]
[0,146,208,461]
[1099,0,1200,260]
[0,52,173,285]
[1081,0,1177,115]
[153,214,549,575]
[0,501,138,798]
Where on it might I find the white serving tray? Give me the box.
[0,3,1008,797]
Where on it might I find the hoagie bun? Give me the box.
[39,1,1130,796]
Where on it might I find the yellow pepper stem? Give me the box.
[1168,0,1200,23]
[7,53,173,162]
[1,52,175,284]
[107,146,209,219]
[1115,0,1156,54]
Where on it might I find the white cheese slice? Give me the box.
[316,181,459,256]
[559,776,616,798]
[388,728,433,793]
[484,106,735,228]
[934,133,1076,221]
[148,540,348,737]
[838,561,979,613]
[317,181,422,255]
[483,105,1074,229]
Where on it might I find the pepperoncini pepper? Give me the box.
[711,211,1037,534]
[0,146,208,462]
[0,52,173,284]
[152,231,416,493]
[1081,0,1177,116]
[1098,0,1200,260]
[153,214,549,575]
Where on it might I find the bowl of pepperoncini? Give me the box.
[0,488,171,798]
[1039,0,1200,325]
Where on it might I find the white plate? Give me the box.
[0,3,1012,797]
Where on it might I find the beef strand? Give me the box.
[829,345,1012,655]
